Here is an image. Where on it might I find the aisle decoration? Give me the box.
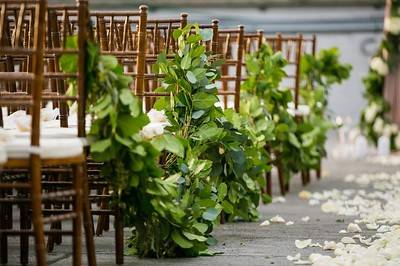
[152,24,270,223]
[360,0,400,149]
[61,36,216,258]
[300,47,352,169]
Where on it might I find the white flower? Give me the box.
[259,220,270,226]
[140,122,169,140]
[295,239,312,249]
[347,223,362,233]
[384,17,400,35]
[298,190,311,200]
[391,124,399,134]
[370,57,389,76]
[147,109,168,123]
[270,215,285,223]
[373,117,384,135]
[364,103,379,123]
[383,124,393,137]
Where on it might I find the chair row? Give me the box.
[0,1,317,265]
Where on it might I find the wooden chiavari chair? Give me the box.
[264,33,318,191]
[0,0,96,265]
[216,25,245,112]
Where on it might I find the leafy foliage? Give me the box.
[61,36,216,258]
[360,0,400,149]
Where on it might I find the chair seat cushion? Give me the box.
[4,137,85,159]
[0,144,6,164]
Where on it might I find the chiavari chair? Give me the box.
[216,25,245,112]
[0,0,96,265]
[264,33,318,191]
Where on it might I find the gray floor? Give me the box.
[5,158,397,266]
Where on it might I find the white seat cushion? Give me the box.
[0,144,7,164]
[4,137,85,159]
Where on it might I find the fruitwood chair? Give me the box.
[0,0,96,265]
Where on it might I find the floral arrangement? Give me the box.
[360,0,400,150]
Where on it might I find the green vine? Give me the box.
[360,0,400,149]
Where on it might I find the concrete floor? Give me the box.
[4,158,398,266]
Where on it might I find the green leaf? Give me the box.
[171,230,193,249]
[288,133,301,148]
[192,92,218,109]
[193,223,208,234]
[101,55,118,69]
[119,89,134,105]
[181,54,191,70]
[182,231,207,242]
[90,138,111,153]
[187,34,202,43]
[202,207,221,221]
[217,183,227,201]
[221,200,234,214]
[172,29,182,40]
[118,113,149,137]
[186,71,197,84]
[151,134,185,158]
[192,110,205,119]
[59,54,78,72]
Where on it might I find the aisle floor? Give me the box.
[6,159,397,265]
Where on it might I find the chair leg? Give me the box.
[31,156,47,266]
[20,195,30,265]
[0,197,8,264]
[316,162,321,180]
[82,164,97,266]
[301,170,308,186]
[115,207,124,265]
[72,164,83,266]
[276,161,286,196]
[265,171,272,197]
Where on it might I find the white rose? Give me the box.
[140,122,170,140]
[383,124,393,136]
[370,57,389,76]
[395,134,400,149]
[384,17,400,35]
[373,117,384,134]
[364,103,378,123]
[147,109,168,123]
[391,124,399,134]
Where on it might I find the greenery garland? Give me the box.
[360,0,400,149]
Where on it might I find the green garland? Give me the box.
[360,0,400,149]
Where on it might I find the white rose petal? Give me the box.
[270,215,285,223]
[341,236,356,244]
[286,221,294,226]
[301,216,310,222]
[147,109,168,123]
[287,253,301,261]
[259,220,270,226]
[272,196,286,203]
[293,260,312,265]
[347,223,362,233]
[323,241,336,250]
[299,190,311,200]
[308,199,320,205]
[366,223,379,230]
[295,239,312,249]
[321,201,339,213]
